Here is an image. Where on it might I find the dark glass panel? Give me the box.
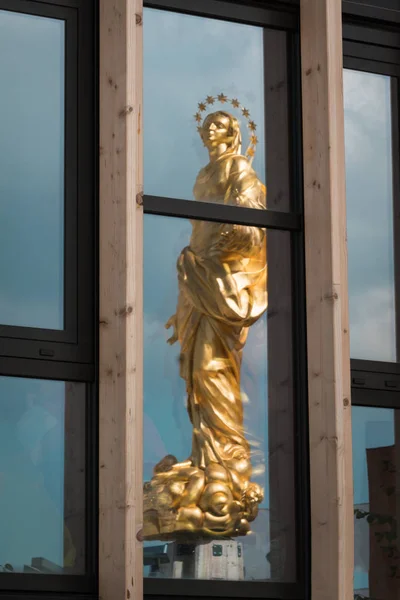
[0,11,65,329]
[143,213,295,582]
[0,377,85,574]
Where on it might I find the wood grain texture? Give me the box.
[300,0,354,598]
[99,1,143,599]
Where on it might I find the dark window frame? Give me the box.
[0,0,98,599]
[143,2,310,600]
[342,20,400,400]
[0,0,95,368]
[343,9,400,598]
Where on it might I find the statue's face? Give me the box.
[201,113,231,149]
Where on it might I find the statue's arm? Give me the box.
[227,156,266,209]
[165,314,178,345]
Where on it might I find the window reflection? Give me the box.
[143,8,266,203]
[0,378,85,574]
[344,69,396,361]
[0,11,65,330]
[352,405,400,598]
[143,214,296,581]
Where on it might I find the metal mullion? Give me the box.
[343,23,400,50]
[287,25,310,598]
[351,359,400,374]
[344,54,400,77]
[0,0,73,18]
[343,1,400,24]
[144,580,303,599]
[351,368,400,391]
[85,381,99,580]
[344,40,400,68]
[64,4,79,341]
[0,356,94,382]
[0,594,95,600]
[263,28,292,212]
[291,230,311,595]
[351,387,400,409]
[0,574,93,595]
[390,77,400,363]
[143,195,301,231]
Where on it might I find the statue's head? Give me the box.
[200,111,242,156]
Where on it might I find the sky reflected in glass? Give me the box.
[0,11,64,329]
[344,69,396,362]
[144,8,266,202]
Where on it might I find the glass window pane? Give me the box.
[0,11,65,330]
[344,69,396,361]
[0,378,85,574]
[352,405,400,599]
[144,10,290,212]
[143,214,296,582]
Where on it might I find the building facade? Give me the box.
[0,0,399,599]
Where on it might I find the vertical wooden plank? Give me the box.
[99,0,143,599]
[300,1,354,599]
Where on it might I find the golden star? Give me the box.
[206,95,215,105]
[231,98,240,108]
[198,102,207,112]
[250,135,258,145]
[194,113,202,123]
[248,120,257,131]
[247,147,255,157]
[217,93,228,103]
[242,107,250,118]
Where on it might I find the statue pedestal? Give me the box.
[151,539,245,580]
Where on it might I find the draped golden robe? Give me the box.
[143,152,267,540]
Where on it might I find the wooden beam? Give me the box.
[300,1,354,599]
[99,1,143,599]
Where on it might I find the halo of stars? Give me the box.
[194,93,258,162]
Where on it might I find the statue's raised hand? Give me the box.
[165,315,178,345]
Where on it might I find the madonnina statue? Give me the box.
[143,97,268,540]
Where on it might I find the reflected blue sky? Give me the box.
[0,9,66,571]
[352,406,394,592]
[144,8,266,200]
[344,69,396,362]
[0,377,66,570]
[0,10,64,329]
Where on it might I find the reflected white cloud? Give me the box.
[344,68,396,361]
[349,285,396,362]
[143,8,266,199]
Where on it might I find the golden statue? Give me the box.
[143,96,268,540]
